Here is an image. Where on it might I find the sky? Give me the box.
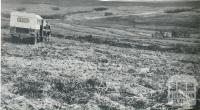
[100,0,199,2]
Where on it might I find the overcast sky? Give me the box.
[100,0,199,2]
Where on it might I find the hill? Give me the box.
[2,0,200,7]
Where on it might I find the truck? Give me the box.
[10,11,51,44]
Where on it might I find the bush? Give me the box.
[165,8,192,13]
[51,6,60,11]
[105,12,113,16]
[127,69,136,73]
[12,76,107,104]
[132,99,148,109]
[94,7,108,11]
[41,14,65,19]
[52,32,65,38]
[13,79,45,99]
[1,24,9,29]
[173,43,200,54]
[49,77,107,104]
[16,7,26,11]
[98,105,118,110]
[150,90,168,103]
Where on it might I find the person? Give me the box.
[46,23,51,41]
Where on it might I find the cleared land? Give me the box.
[1,1,200,110]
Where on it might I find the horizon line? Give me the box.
[99,0,200,2]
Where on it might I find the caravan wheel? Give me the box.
[11,35,18,43]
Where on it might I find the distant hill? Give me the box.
[2,0,100,6]
[2,0,200,7]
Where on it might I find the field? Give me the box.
[1,1,200,110]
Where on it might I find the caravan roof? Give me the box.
[10,11,43,30]
[11,11,43,19]
[166,75,198,86]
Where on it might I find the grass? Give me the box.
[2,13,10,18]
[14,79,45,99]
[10,69,107,104]
[172,43,200,54]
[164,8,193,13]
[41,10,92,19]
[1,24,9,29]
[52,33,133,48]
[50,77,107,104]
[2,33,200,109]
[53,32,200,54]
[1,4,200,110]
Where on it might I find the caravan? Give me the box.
[10,11,51,44]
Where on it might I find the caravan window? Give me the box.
[16,27,29,34]
[37,20,42,25]
[17,17,29,23]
